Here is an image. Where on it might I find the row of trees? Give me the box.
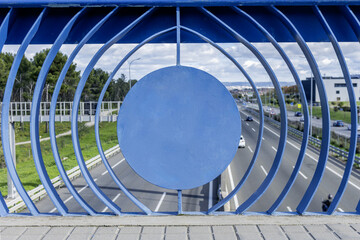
[0,49,135,102]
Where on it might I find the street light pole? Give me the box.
[128,58,141,90]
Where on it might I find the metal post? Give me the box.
[178,190,182,214]
[7,122,17,199]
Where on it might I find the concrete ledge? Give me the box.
[1,215,360,227]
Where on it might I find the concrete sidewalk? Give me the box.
[1,215,360,239]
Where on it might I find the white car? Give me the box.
[238,135,245,148]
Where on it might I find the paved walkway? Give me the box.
[1,215,360,239]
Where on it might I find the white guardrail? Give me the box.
[6,145,121,213]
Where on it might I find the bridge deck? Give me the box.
[0,215,359,239]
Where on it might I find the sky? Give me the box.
[3,42,360,85]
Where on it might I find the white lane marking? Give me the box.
[252,128,256,132]
[272,146,277,152]
[262,137,265,140]
[261,165,268,175]
[248,146,253,153]
[292,166,308,180]
[155,192,167,212]
[208,181,213,209]
[102,193,121,213]
[112,158,125,169]
[338,208,344,212]
[102,158,125,175]
[78,184,89,193]
[287,206,292,212]
[254,117,360,191]
[227,165,239,208]
[246,123,249,126]
[50,184,90,213]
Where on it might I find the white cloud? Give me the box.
[2,42,360,84]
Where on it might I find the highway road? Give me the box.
[28,151,217,214]
[23,106,360,214]
[224,107,360,213]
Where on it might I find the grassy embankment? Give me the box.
[0,122,118,196]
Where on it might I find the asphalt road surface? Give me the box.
[28,152,218,214]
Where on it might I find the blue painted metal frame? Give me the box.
[198,7,288,214]
[1,2,360,216]
[71,7,155,215]
[1,8,45,216]
[314,5,357,214]
[95,24,176,215]
[1,0,360,7]
[226,6,310,214]
[30,7,86,216]
[0,8,12,216]
[268,6,331,214]
[49,7,120,216]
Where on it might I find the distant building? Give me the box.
[301,75,360,103]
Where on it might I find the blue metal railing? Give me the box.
[1,1,360,216]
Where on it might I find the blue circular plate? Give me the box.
[117,66,241,190]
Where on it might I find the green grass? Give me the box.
[14,122,72,143]
[0,122,118,196]
[266,103,354,124]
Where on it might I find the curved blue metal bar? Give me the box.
[267,6,331,214]
[178,25,264,214]
[95,26,175,215]
[341,6,360,42]
[313,6,357,215]
[0,8,12,216]
[30,8,86,216]
[198,7,288,214]
[71,7,155,215]
[49,7,119,216]
[230,6,310,214]
[340,5,360,213]
[1,8,46,216]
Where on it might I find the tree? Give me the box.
[82,68,110,101]
[31,49,81,102]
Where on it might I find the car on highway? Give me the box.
[333,120,344,127]
[238,135,245,148]
[294,111,302,117]
[245,116,253,121]
[300,117,304,122]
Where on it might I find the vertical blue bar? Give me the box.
[313,5,357,214]
[30,8,86,215]
[176,7,180,66]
